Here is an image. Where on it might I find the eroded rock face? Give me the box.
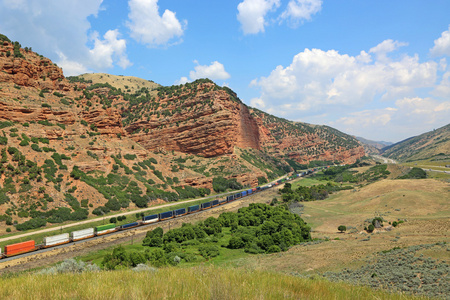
[0,101,76,124]
[125,87,262,157]
[0,42,66,89]
[81,108,125,136]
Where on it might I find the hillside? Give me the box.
[0,34,364,235]
[381,123,450,162]
[77,73,160,94]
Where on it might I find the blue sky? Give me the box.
[1,0,450,143]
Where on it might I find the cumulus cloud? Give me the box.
[252,40,437,113]
[237,0,280,35]
[126,0,186,47]
[250,39,449,141]
[430,25,450,57]
[89,30,132,70]
[369,39,408,62]
[279,0,322,26]
[0,0,131,76]
[189,61,231,81]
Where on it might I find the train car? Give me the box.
[95,223,117,236]
[142,214,159,224]
[226,195,234,202]
[252,188,257,192]
[256,186,261,191]
[276,180,282,184]
[247,189,253,195]
[188,205,200,213]
[241,190,248,197]
[234,192,241,199]
[4,240,36,257]
[159,211,174,221]
[70,228,94,241]
[219,199,227,205]
[201,201,211,210]
[174,208,187,217]
[43,233,70,248]
[120,222,139,230]
[211,200,219,207]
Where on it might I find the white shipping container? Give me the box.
[43,233,69,247]
[96,228,116,235]
[143,218,159,224]
[70,228,94,240]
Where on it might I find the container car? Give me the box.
[70,228,94,241]
[95,223,117,236]
[211,200,219,207]
[5,240,36,257]
[159,211,174,221]
[188,205,200,213]
[120,222,139,230]
[247,189,253,195]
[201,201,211,210]
[142,214,159,224]
[226,195,234,202]
[43,233,70,248]
[174,208,187,217]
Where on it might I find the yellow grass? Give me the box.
[0,266,426,300]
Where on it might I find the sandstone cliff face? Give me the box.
[250,109,365,164]
[124,83,261,157]
[0,41,68,90]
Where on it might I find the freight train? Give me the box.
[0,169,320,259]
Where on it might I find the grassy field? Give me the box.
[237,178,449,274]
[0,266,428,300]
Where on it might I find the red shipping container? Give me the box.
[5,240,35,256]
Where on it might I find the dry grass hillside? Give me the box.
[77,73,160,94]
[238,178,449,274]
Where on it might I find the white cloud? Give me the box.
[237,0,280,35]
[369,39,408,62]
[279,0,322,26]
[89,30,132,70]
[189,61,231,81]
[430,25,450,57]
[174,76,189,85]
[250,97,265,108]
[0,0,131,76]
[252,40,437,115]
[250,39,450,141]
[126,0,186,47]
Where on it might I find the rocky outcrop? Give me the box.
[0,101,76,124]
[125,85,261,157]
[0,41,68,90]
[81,108,125,136]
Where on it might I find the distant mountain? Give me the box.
[355,136,392,155]
[381,124,450,162]
[356,136,392,149]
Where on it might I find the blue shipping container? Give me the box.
[174,208,186,216]
[188,205,200,213]
[201,202,211,209]
[121,222,139,229]
[211,200,219,207]
[143,214,158,221]
[219,199,227,205]
[226,195,233,202]
[247,189,253,195]
[160,211,173,220]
